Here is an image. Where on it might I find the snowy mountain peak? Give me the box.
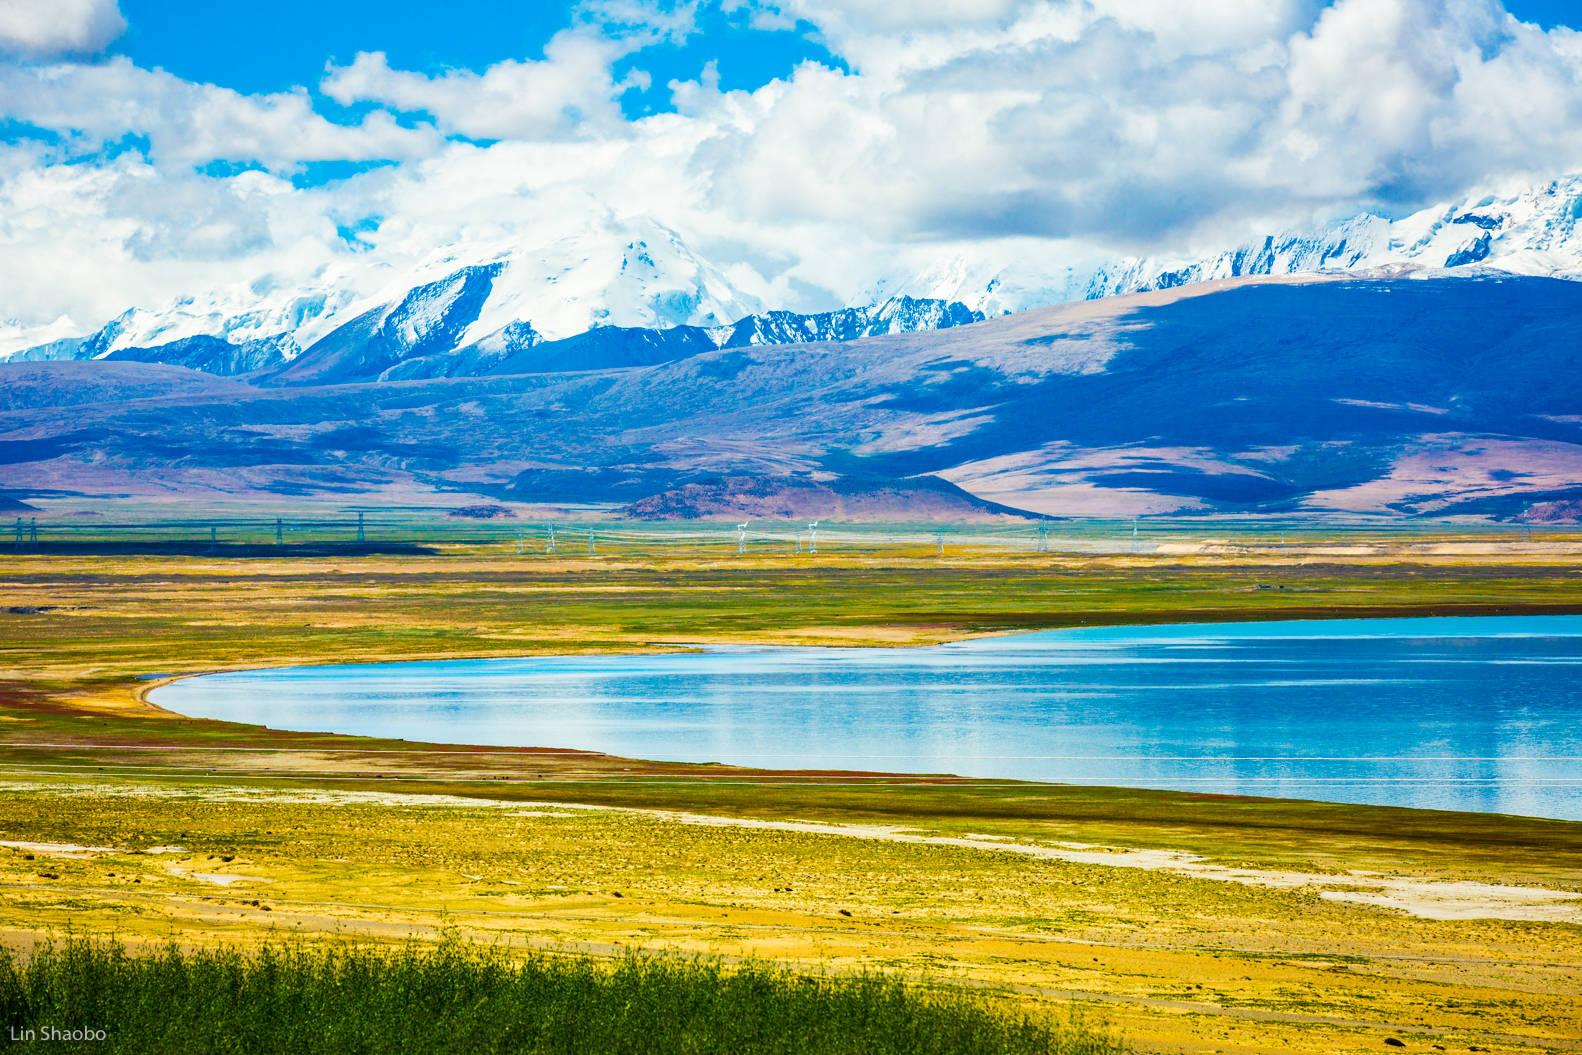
[1085,177,1582,301]
[8,176,1582,379]
[874,176,1582,314]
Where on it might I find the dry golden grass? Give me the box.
[2,533,1581,1053]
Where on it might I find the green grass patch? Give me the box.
[0,937,1120,1055]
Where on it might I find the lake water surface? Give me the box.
[150,615,1582,819]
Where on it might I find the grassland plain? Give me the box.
[2,527,1582,1054]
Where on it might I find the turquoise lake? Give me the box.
[149,615,1582,820]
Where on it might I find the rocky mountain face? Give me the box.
[362,294,987,383]
[4,273,1581,520]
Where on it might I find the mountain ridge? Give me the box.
[5,273,1580,520]
[7,177,1582,384]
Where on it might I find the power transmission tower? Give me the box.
[806,520,818,554]
[545,524,558,555]
[12,517,21,551]
[736,521,749,556]
[1036,520,1048,553]
[209,525,218,552]
[515,530,524,555]
[587,528,596,555]
[936,532,945,556]
[29,518,37,547]
[356,512,366,544]
[275,517,284,545]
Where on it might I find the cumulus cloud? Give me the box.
[0,0,124,58]
[0,144,351,332]
[688,0,1582,247]
[0,57,441,168]
[4,0,1582,337]
[321,32,632,140]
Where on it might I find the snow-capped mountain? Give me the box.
[9,274,1582,519]
[277,280,985,385]
[3,213,772,371]
[879,177,1582,312]
[8,176,1582,379]
[5,219,988,385]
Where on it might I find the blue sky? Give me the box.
[2,0,1582,343]
[116,0,845,120]
[115,0,1579,104]
[1504,0,1582,27]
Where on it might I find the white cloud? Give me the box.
[4,0,1582,338]
[0,0,124,58]
[0,57,439,168]
[321,32,631,140]
[0,57,441,168]
[0,144,355,333]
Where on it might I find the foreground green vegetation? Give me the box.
[0,938,1114,1055]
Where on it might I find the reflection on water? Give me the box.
[150,615,1582,819]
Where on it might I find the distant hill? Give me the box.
[2,273,1580,519]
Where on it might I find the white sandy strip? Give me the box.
[641,812,1582,923]
[0,839,185,857]
[4,783,1579,923]
[0,839,123,857]
[163,868,264,887]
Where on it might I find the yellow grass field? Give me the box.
[2,526,1580,1053]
